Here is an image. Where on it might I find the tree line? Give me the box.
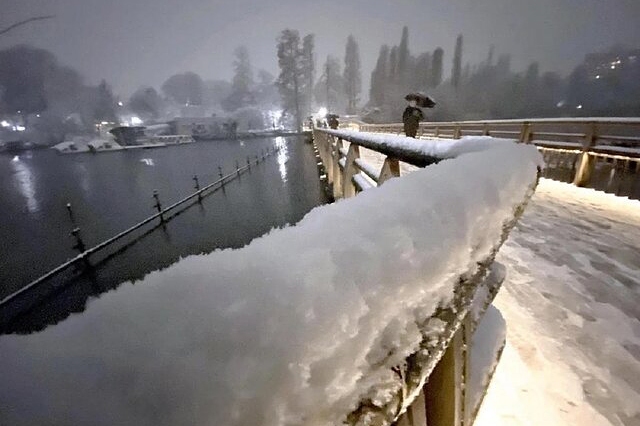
[363,27,640,122]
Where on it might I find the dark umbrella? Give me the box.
[405,92,436,108]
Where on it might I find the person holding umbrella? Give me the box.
[402,93,435,138]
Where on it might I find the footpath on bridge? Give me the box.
[476,179,640,426]
[355,142,640,425]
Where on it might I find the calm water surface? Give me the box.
[0,136,328,333]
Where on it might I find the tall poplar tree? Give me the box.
[369,45,389,106]
[452,35,463,89]
[431,48,444,88]
[276,29,303,131]
[343,34,361,114]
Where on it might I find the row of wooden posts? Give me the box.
[358,119,640,190]
[0,146,281,308]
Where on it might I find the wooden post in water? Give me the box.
[70,228,86,255]
[152,190,164,223]
[66,202,77,228]
[193,175,202,201]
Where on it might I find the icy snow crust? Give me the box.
[0,139,540,426]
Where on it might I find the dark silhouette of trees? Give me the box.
[344,35,361,114]
[451,35,463,89]
[431,48,444,88]
[316,55,344,111]
[276,29,310,131]
[369,45,390,107]
[161,72,204,106]
[301,34,315,112]
[223,46,255,111]
[128,87,163,120]
[397,26,410,81]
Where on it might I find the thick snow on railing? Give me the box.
[0,137,541,426]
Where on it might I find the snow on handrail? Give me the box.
[0,133,541,426]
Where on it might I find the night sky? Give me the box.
[3,0,640,97]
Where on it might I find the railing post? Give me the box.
[332,137,344,199]
[342,143,360,198]
[519,122,532,144]
[453,125,462,139]
[573,122,597,187]
[424,325,465,426]
[326,135,335,184]
[378,157,400,185]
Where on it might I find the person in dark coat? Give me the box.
[403,100,424,138]
[326,114,339,129]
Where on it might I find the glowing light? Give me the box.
[595,75,601,79]
[274,137,288,182]
[556,101,565,108]
[101,121,109,125]
[130,116,143,126]
[11,157,39,213]
[117,101,124,106]
[15,125,26,131]
[576,105,583,109]
[611,65,616,70]
[36,114,40,118]
[0,120,10,128]
[317,107,328,118]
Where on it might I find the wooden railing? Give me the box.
[355,119,640,197]
[312,127,539,426]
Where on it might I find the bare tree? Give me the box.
[0,15,54,37]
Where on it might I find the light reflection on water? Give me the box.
[275,137,288,182]
[10,156,39,214]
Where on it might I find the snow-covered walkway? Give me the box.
[476,179,640,426]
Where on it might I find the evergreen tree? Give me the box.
[487,45,495,67]
[232,46,253,95]
[276,29,305,131]
[301,34,316,112]
[343,34,361,114]
[431,48,444,87]
[315,55,343,111]
[161,72,204,105]
[452,34,463,89]
[388,46,399,83]
[369,45,389,106]
[93,79,116,122]
[128,87,163,120]
[223,45,255,111]
[397,26,410,81]
[414,52,431,89]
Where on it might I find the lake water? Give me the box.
[0,136,329,333]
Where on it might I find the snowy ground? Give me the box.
[338,145,640,426]
[476,179,640,426]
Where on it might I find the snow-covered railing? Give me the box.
[312,128,541,425]
[0,132,541,426]
[357,118,640,196]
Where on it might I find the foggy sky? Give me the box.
[3,0,640,98]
